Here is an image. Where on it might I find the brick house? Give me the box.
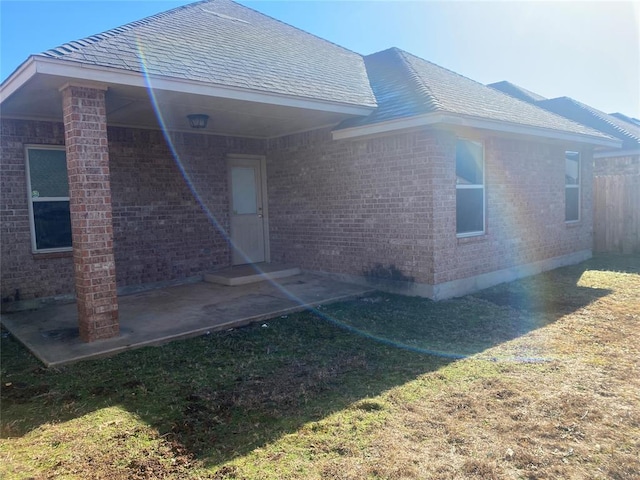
[489,81,639,253]
[1,0,619,342]
[488,81,640,175]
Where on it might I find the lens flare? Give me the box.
[135,38,548,364]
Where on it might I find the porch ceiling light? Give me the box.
[187,114,209,129]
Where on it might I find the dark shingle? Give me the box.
[338,47,437,128]
[610,112,640,127]
[537,97,640,149]
[487,80,547,103]
[339,48,610,139]
[38,0,376,108]
[488,82,639,148]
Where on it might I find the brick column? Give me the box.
[61,84,119,342]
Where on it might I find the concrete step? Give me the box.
[204,263,301,286]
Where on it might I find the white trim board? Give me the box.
[1,56,376,116]
[332,112,622,149]
[593,148,640,159]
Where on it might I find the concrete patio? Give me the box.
[1,272,373,367]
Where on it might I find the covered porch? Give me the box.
[1,269,373,367]
[0,53,372,344]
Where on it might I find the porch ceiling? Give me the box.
[0,69,367,138]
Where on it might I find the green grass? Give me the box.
[2,254,639,479]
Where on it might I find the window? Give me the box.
[456,139,485,236]
[565,151,580,222]
[25,146,72,252]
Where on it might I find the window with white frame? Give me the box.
[25,146,72,252]
[456,139,485,236]
[565,151,580,222]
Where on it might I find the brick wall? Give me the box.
[267,127,594,289]
[1,117,595,302]
[267,127,452,285]
[109,127,264,286]
[0,120,73,302]
[432,137,593,285]
[593,155,640,176]
[0,118,265,302]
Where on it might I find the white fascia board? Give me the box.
[0,57,38,104]
[332,113,438,140]
[2,57,376,116]
[593,148,640,159]
[439,114,622,148]
[332,111,623,149]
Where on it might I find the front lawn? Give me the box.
[2,254,639,479]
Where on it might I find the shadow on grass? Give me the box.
[472,253,638,315]
[472,259,613,315]
[578,252,640,275]
[2,253,635,471]
[1,315,453,468]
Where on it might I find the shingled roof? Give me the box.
[36,0,376,108]
[337,48,610,140]
[487,80,547,103]
[489,81,639,150]
[610,112,640,127]
[1,2,621,146]
[537,97,640,150]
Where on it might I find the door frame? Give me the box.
[226,154,270,264]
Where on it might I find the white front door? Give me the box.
[228,156,267,265]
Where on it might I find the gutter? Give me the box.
[332,111,622,149]
[593,148,640,159]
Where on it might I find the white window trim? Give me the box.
[565,151,581,223]
[456,139,486,238]
[24,144,72,253]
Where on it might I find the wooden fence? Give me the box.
[593,175,640,253]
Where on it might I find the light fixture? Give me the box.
[187,114,209,129]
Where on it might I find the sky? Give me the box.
[1,0,639,118]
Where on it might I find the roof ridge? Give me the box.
[39,0,367,68]
[396,48,556,111]
[543,97,640,143]
[234,0,366,58]
[40,0,208,58]
[610,112,640,125]
[391,48,443,111]
[389,50,610,138]
[487,80,547,102]
[397,48,490,95]
[572,98,640,141]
